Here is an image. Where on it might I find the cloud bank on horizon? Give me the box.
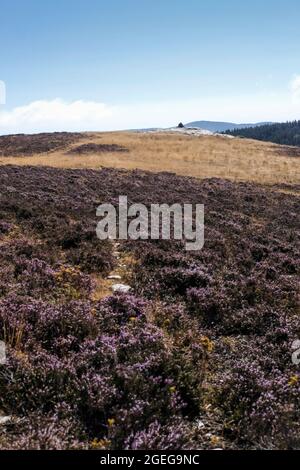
[0,78,300,135]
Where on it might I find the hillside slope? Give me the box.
[0,165,299,449]
[0,131,299,185]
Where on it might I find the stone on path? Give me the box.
[0,416,12,425]
[112,283,131,293]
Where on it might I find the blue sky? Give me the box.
[1,0,300,133]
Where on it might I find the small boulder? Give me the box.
[0,416,12,425]
[112,283,131,293]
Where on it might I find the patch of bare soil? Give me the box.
[67,143,129,154]
[0,132,84,157]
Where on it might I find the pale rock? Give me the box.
[112,283,131,293]
[0,416,12,425]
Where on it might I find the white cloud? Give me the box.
[0,99,120,135]
[290,75,300,100]
[0,91,299,135]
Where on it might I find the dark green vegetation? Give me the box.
[225,120,300,148]
[0,165,299,449]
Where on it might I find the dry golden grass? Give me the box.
[1,131,300,185]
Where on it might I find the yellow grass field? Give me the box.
[1,131,300,185]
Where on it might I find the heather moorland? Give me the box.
[0,158,299,449]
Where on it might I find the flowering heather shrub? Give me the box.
[217,359,300,448]
[145,301,209,414]
[15,258,57,297]
[34,301,98,353]
[0,266,15,297]
[0,165,299,449]
[58,224,115,274]
[0,291,206,448]
[0,220,13,235]
[95,294,147,331]
[157,266,213,296]
[0,297,97,353]
[124,419,199,450]
[0,411,87,450]
[1,237,56,265]
[1,350,80,414]
[76,323,190,445]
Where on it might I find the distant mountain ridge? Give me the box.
[185,120,274,133]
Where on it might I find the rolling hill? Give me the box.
[0,130,299,185]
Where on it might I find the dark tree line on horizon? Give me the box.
[224,120,300,146]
